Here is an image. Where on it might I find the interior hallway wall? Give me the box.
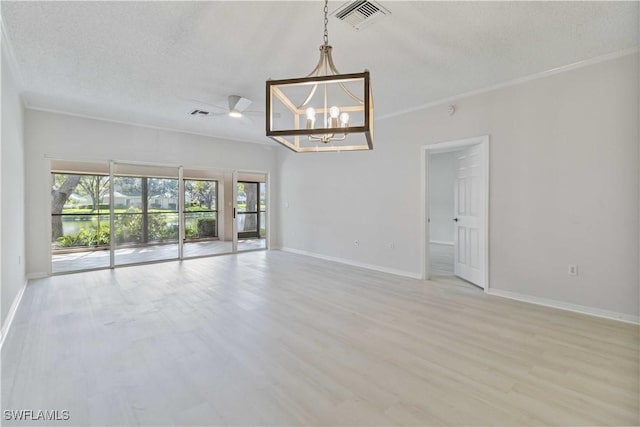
[428,151,457,244]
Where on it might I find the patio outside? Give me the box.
[51,173,266,274]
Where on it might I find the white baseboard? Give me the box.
[279,247,422,280]
[429,240,454,246]
[487,288,639,325]
[0,280,27,350]
[26,272,48,280]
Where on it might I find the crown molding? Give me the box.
[378,47,640,121]
[25,105,276,149]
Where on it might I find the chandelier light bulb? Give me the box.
[329,106,340,118]
[306,107,316,129]
[306,107,316,119]
[339,112,349,126]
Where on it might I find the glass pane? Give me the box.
[147,212,179,242]
[51,173,111,273]
[260,182,267,239]
[238,181,259,238]
[148,178,178,211]
[260,183,266,209]
[113,176,143,210]
[237,182,247,212]
[237,177,266,251]
[114,211,143,245]
[185,212,218,239]
[260,211,266,238]
[245,183,258,212]
[183,179,226,257]
[113,176,142,246]
[238,213,258,233]
[113,176,178,265]
[185,180,217,210]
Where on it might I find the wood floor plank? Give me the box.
[1,250,638,426]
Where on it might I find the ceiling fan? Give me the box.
[189,95,259,119]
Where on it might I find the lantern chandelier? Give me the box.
[266,0,374,152]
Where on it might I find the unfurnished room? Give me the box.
[0,1,638,426]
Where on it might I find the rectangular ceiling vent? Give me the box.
[332,0,390,31]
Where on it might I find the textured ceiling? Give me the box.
[2,1,638,145]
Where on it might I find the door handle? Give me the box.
[453,218,459,222]
[233,208,236,219]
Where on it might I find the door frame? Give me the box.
[421,135,490,291]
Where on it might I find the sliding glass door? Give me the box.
[51,162,267,273]
[183,177,232,257]
[236,173,267,251]
[51,172,111,273]
[113,163,179,266]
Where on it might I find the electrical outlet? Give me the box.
[389,243,395,249]
[354,240,359,247]
[568,264,578,276]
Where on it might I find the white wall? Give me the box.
[428,151,457,244]
[24,110,277,276]
[1,40,26,330]
[278,53,639,319]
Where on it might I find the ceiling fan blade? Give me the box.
[239,115,254,125]
[189,110,227,118]
[182,97,227,111]
[229,95,252,113]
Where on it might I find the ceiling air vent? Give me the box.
[332,0,390,31]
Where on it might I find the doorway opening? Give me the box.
[422,136,489,290]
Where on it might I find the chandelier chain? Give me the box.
[323,0,329,45]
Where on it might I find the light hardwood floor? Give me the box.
[2,251,638,426]
[429,242,455,277]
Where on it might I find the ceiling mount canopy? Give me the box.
[266,0,374,153]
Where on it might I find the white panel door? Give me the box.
[454,145,485,288]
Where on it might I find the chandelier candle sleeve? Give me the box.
[265,0,373,153]
[306,108,316,129]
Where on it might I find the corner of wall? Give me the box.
[0,280,27,350]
